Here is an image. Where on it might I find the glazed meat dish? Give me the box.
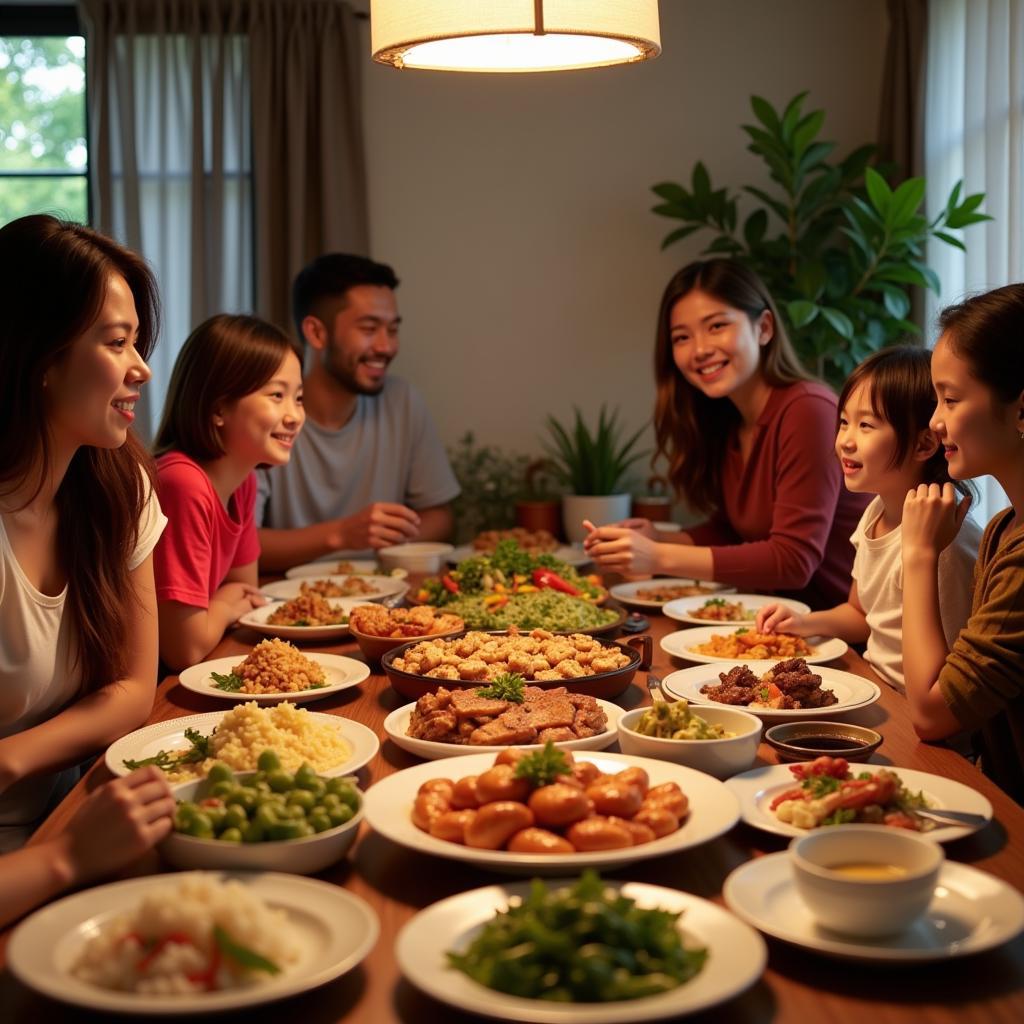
[472,528,559,556]
[701,658,838,710]
[408,685,608,746]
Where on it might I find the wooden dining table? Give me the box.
[2,591,1022,1023]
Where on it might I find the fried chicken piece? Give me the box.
[449,689,510,719]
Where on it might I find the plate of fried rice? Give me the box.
[178,639,370,704]
[8,871,379,1013]
[239,595,367,641]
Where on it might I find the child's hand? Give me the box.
[53,767,175,887]
[903,483,972,561]
[756,603,807,635]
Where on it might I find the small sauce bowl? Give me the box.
[764,721,882,763]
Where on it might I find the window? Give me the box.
[0,6,88,225]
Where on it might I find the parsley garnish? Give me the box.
[514,741,570,787]
[476,672,526,703]
[123,727,211,771]
[211,671,244,692]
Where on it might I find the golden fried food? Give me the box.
[392,628,630,682]
[691,629,812,659]
[300,576,377,598]
[349,603,463,639]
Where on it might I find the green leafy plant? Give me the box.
[651,92,990,385]
[448,432,531,544]
[543,406,648,496]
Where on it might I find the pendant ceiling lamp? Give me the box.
[370,1,661,73]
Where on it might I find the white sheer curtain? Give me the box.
[925,0,1024,520]
[82,1,253,440]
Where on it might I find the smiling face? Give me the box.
[835,380,904,492]
[44,273,151,451]
[930,332,1024,481]
[322,284,400,396]
[669,288,772,401]
[216,349,305,468]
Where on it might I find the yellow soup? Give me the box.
[828,862,909,881]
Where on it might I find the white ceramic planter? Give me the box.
[562,493,632,543]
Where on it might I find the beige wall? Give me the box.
[360,0,888,478]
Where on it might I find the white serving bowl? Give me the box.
[617,705,762,779]
[377,542,455,574]
[790,824,944,938]
[160,773,363,875]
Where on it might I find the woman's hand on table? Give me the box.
[581,519,662,574]
[50,766,176,887]
[902,483,972,564]
[607,517,658,539]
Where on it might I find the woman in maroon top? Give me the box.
[584,259,867,608]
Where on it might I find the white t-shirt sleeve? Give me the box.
[129,475,168,570]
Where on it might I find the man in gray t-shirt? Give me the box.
[256,254,459,570]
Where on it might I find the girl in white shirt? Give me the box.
[0,215,168,850]
[757,346,980,693]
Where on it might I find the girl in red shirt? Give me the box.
[584,259,866,608]
[153,315,304,670]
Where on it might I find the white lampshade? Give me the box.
[371,0,661,73]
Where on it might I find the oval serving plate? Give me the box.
[660,662,880,721]
[724,763,993,843]
[261,574,408,603]
[663,593,810,626]
[104,710,379,779]
[238,596,368,641]
[8,872,379,1015]
[660,626,848,665]
[362,750,740,875]
[608,578,736,610]
[397,879,765,1023]
[178,652,370,705]
[382,697,624,760]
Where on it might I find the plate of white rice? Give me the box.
[8,871,379,1014]
[104,702,379,783]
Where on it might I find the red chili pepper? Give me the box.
[531,568,580,596]
[186,941,222,991]
[136,931,196,973]
[441,574,459,594]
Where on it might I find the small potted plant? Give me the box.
[514,459,564,538]
[542,406,648,544]
[447,432,530,545]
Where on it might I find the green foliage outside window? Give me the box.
[0,35,88,225]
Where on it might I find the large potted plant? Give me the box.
[650,93,989,386]
[543,406,648,544]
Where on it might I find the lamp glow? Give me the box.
[371,1,661,73]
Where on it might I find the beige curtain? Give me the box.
[878,0,929,177]
[249,0,368,330]
[79,0,367,435]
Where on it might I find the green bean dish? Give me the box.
[447,871,707,1003]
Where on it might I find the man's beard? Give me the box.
[326,352,387,396]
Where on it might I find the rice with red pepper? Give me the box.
[70,874,300,995]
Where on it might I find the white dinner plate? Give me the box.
[397,879,766,1023]
[362,750,740,874]
[661,663,881,721]
[723,853,1023,962]
[238,596,368,641]
[660,627,848,665]
[261,574,409,603]
[382,698,624,760]
[608,578,736,610]
[104,710,380,779]
[663,593,810,626]
[8,871,379,1014]
[724,763,993,843]
[285,558,381,578]
[448,544,592,568]
[178,652,370,705]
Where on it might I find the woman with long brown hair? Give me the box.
[0,214,168,850]
[584,259,867,608]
